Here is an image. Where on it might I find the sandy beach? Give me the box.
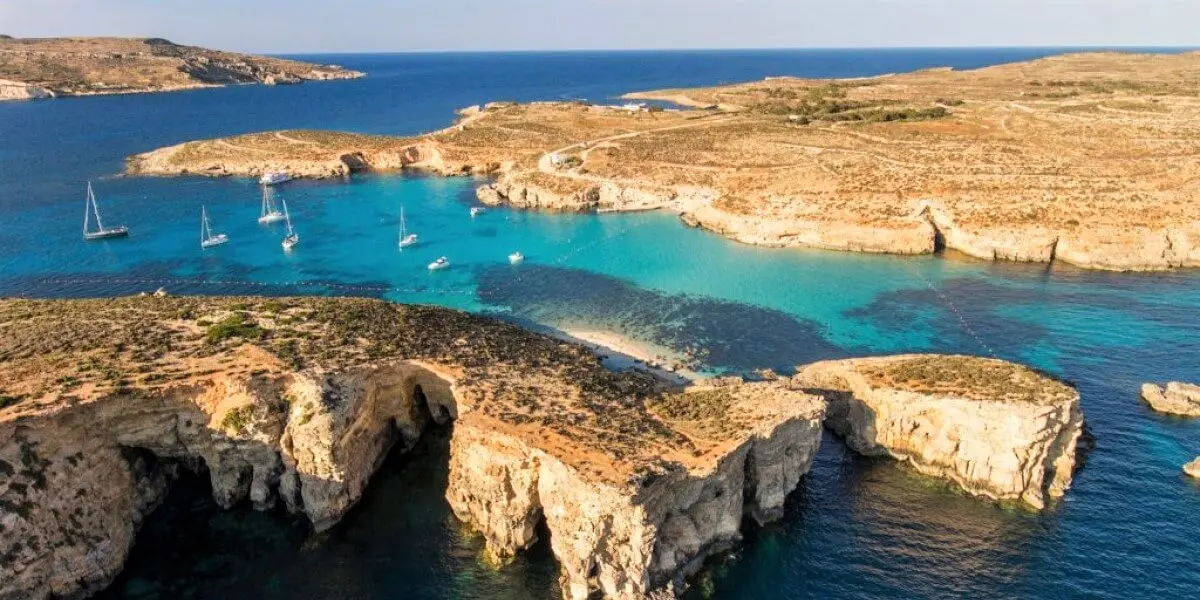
[560,327,698,382]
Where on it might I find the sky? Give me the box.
[1,0,1197,54]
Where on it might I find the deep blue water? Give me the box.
[2,49,1198,599]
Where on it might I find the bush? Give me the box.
[221,405,255,434]
[205,314,265,344]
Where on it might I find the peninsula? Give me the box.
[0,37,362,100]
[127,51,1200,271]
[0,298,1087,599]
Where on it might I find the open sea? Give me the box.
[1,49,1198,599]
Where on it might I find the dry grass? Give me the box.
[859,356,1076,405]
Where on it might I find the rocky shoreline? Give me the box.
[123,51,1200,271]
[0,298,1090,599]
[0,37,363,101]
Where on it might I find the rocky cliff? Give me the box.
[1140,382,1200,417]
[0,298,823,599]
[1185,457,1200,479]
[795,355,1085,510]
[0,37,363,101]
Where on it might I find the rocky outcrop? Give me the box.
[796,355,1085,510]
[0,297,825,600]
[0,79,53,100]
[1140,382,1200,417]
[446,380,824,599]
[1185,457,1200,479]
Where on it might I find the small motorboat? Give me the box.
[427,256,450,271]
[470,207,485,218]
[260,171,293,186]
[281,199,300,251]
[200,206,229,248]
[508,252,524,264]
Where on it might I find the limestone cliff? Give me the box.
[446,380,824,599]
[1140,382,1200,417]
[795,355,1085,510]
[0,298,823,600]
[1185,457,1200,479]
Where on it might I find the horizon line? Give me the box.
[269,44,1198,56]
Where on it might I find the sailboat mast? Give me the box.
[201,206,208,242]
[83,182,91,234]
[283,200,294,235]
[89,182,106,230]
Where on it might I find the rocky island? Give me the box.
[795,355,1085,509]
[1186,458,1200,479]
[126,51,1200,271]
[0,297,825,600]
[0,37,362,100]
[1140,382,1200,417]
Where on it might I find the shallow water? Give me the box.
[3,49,1200,599]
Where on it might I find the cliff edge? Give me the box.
[0,297,822,600]
[1140,382,1200,417]
[795,354,1085,509]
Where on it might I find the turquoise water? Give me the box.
[2,50,1198,599]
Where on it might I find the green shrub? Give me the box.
[205,314,265,344]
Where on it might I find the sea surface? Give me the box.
[1,49,1198,599]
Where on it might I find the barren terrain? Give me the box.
[126,52,1200,270]
[0,36,362,99]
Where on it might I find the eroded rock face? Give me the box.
[796,355,1085,510]
[446,380,825,599]
[0,298,826,600]
[1140,382,1200,417]
[1185,457,1200,479]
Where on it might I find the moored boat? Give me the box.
[427,256,450,270]
[259,171,293,186]
[399,206,418,249]
[258,187,285,224]
[281,199,299,251]
[82,181,129,241]
[508,252,524,264]
[200,206,229,248]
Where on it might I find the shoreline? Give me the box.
[558,327,699,383]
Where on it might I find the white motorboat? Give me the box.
[470,207,485,218]
[258,187,285,224]
[200,206,229,248]
[508,252,524,264]
[398,206,418,249]
[281,199,299,251]
[82,181,129,241]
[427,256,450,270]
[260,171,293,186]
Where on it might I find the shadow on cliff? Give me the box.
[94,422,562,600]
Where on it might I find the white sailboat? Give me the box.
[200,206,229,248]
[508,251,525,264]
[82,181,129,241]
[427,256,450,270]
[470,206,485,218]
[258,187,285,224]
[281,199,299,251]
[398,206,418,249]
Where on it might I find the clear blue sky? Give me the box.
[2,0,1197,53]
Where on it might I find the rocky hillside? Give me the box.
[0,37,362,100]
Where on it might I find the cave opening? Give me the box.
[99,421,561,600]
